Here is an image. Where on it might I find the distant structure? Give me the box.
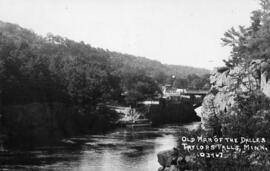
[161,75,186,99]
[161,84,186,99]
[137,75,208,107]
[160,75,208,107]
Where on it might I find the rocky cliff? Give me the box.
[147,100,200,125]
[201,59,270,132]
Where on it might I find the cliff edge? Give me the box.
[201,59,270,132]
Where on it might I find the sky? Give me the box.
[0,0,260,69]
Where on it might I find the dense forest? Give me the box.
[0,20,210,104]
[0,21,209,146]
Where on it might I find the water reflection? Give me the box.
[0,122,200,171]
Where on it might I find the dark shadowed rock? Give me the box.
[157,149,177,168]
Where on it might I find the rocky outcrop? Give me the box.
[148,100,200,125]
[157,149,177,168]
[157,60,270,170]
[201,59,270,132]
[261,69,270,97]
[157,148,195,171]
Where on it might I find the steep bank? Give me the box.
[147,100,200,126]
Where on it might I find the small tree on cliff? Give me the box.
[222,0,270,68]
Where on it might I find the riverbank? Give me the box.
[1,103,120,148]
[0,99,200,149]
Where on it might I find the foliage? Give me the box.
[122,71,161,105]
[199,90,270,170]
[222,0,270,68]
[220,0,270,138]
[0,20,209,106]
[221,90,270,138]
[109,51,210,82]
[199,0,270,169]
[0,22,123,143]
[0,20,210,144]
[173,1,270,169]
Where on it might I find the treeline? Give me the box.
[0,21,209,145]
[0,21,210,106]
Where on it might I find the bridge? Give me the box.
[162,88,208,98]
[182,90,208,96]
[182,90,208,108]
[162,87,209,108]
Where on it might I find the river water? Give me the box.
[0,122,200,171]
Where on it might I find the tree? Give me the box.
[221,0,270,68]
[123,71,161,105]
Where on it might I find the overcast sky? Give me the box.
[0,0,260,69]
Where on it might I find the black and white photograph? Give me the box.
[0,0,270,170]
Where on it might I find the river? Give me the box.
[0,122,200,171]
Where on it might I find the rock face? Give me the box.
[201,60,270,132]
[148,100,200,125]
[261,71,270,97]
[157,149,176,168]
[157,148,194,171]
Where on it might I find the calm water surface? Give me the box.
[0,122,200,171]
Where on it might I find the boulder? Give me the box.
[157,149,177,168]
[261,71,270,97]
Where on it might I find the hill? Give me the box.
[0,20,209,80]
[0,20,210,145]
